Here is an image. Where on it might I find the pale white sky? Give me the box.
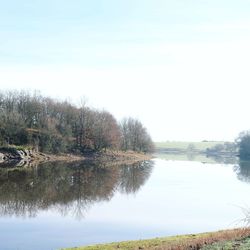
[1,1,250,142]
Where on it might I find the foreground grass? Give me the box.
[62,228,250,250]
[202,236,250,249]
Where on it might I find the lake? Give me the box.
[0,156,250,250]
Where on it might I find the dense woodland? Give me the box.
[0,91,154,154]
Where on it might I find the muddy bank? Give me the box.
[83,150,152,166]
[0,147,152,168]
[0,147,81,168]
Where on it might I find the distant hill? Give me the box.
[154,141,237,161]
[154,141,226,152]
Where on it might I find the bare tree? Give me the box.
[120,117,154,153]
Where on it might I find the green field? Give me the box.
[154,152,218,163]
[155,141,226,151]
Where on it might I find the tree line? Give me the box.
[0,91,154,154]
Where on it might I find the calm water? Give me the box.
[0,157,250,250]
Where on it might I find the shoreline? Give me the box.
[0,147,152,168]
[81,150,153,166]
[62,228,250,250]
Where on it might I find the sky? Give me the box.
[1,0,250,142]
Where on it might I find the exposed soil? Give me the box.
[0,147,152,168]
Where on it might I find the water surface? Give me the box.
[0,158,250,250]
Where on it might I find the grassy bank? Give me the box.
[62,228,250,250]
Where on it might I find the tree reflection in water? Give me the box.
[234,160,250,183]
[119,161,153,194]
[0,160,154,218]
